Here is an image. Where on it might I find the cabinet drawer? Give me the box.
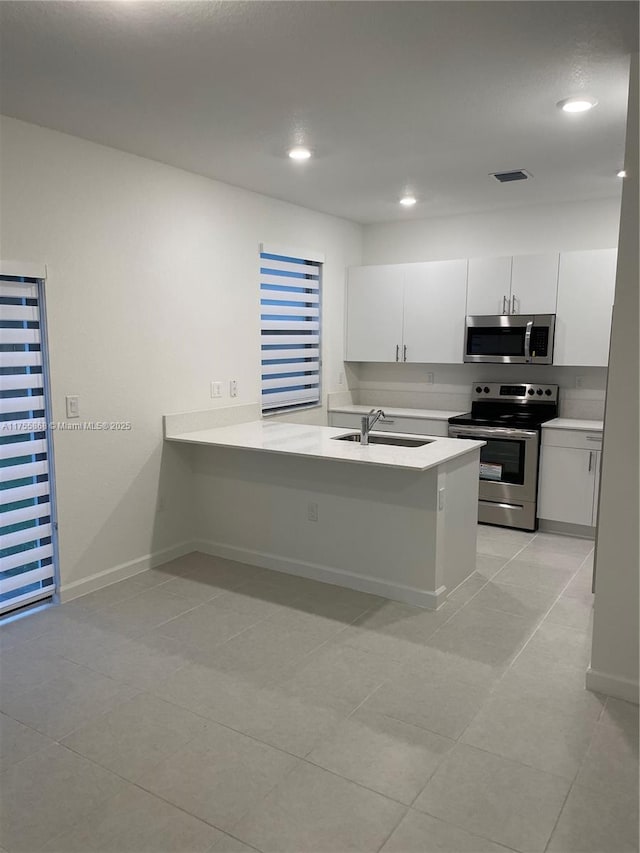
[329,413,449,437]
[542,428,602,451]
[373,416,448,436]
[329,413,362,429]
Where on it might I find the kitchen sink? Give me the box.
[333,433,433,448]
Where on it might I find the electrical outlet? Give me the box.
[65,395,79,418]
[210,381,222,398]
[438,487,446,511]
[307,501,319,522]
[425,372,434,385]
[575,376,585,389]
[230,379,238,398]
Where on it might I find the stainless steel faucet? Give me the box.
[360,408,386,445]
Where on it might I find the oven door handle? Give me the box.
[524,320,533,362]
[449,427,538,440]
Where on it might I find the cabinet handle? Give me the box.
[403,344,407,362]
[380,418,395,424]
[586,435,602,442]
[588,451,594,472]
[395,344,399,362]
[511,294,517,314]
[502,295,508,314]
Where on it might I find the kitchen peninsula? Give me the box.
[164,410,483,609]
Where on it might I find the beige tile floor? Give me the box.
[1,526,638,853]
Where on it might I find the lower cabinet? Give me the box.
[538,429,603,527]
[328,412,449,437]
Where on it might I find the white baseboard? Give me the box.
[195,538,447,609]
[59,540,194,603]
[538,519,595,540]
[586,667,639,704]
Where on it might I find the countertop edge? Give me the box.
[328,405,466,420]
[542,418,604,432]
[166,428,484,472]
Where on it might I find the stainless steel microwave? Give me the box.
[464,314,556,364]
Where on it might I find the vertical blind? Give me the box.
[260,249,322,413]
[0,277,56,615]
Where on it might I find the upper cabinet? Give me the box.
[510,253,559,315]
[345,259,467,363]
[402,260,468,363]
[345,265,404,362]
[345,248,616,367]
[466,256,512,315]
[554,248,617,366]
[466,253,559,316]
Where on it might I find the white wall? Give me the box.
[350,197,621,417]
[362,196,621,265]
[588,55,639,703]
[0,116,363,596]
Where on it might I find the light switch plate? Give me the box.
[66,395,79,418]
[210,381,222,398]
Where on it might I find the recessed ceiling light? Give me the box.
[557,96,598,113]
[288,147,311,161]
[617,170,627,178]
[399,196,417,207]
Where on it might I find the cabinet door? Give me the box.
[554,249,617,366]
[538,445,596,526]
[402,260,468,363]
[466,256,512,315]
[510,253,559,315]
[346,265,404,361]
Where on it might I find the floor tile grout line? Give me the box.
[407,803,522,853]
[53,736,282,850]
[2,532,604,853]
[542,774,576,853]
[50,679,427,835]
[447,543,596,751]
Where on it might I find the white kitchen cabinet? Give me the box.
[346,259,467,363]
[402,260,468,363]
[345,265,404,362]
[538,428,603,527]
[510,253,559,315]
[467,253,558,316]
[466,256,512,315]
[554,248,617,366]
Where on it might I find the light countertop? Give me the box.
[542,418,604,432]
[328,405,466,420]
[166,420,484,472]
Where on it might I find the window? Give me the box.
[0,275,57,615]
[260,245,323,414]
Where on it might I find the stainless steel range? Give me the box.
[448,383,559,531]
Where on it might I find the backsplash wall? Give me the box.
[348,363,607,420]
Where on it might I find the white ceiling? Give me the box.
[0,1,637,224]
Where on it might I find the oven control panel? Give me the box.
[473,383,558,402]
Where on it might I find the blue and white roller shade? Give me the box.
[0,277,56,615]
[260,249,322,413]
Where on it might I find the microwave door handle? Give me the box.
[524,320,533,362]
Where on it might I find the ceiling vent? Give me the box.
[491,169,532,183]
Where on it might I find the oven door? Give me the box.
[448,426,540,503]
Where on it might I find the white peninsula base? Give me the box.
[165,416,482,609]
